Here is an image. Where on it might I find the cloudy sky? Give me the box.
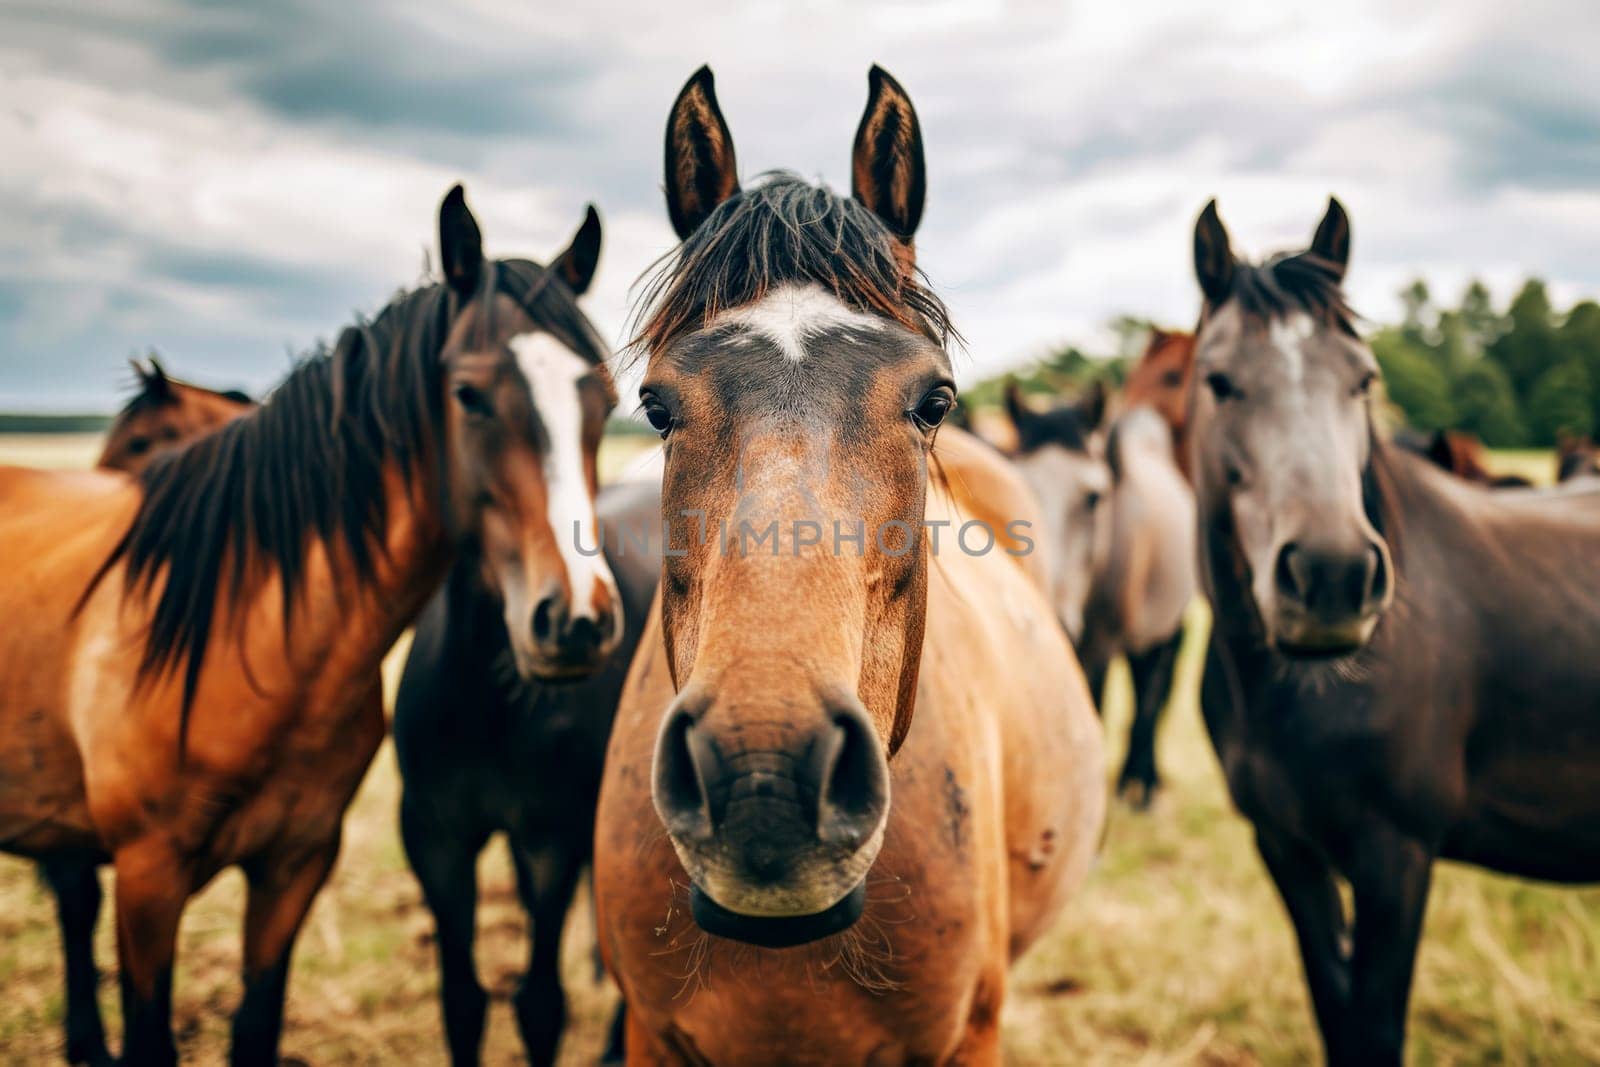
[3,0,1599,410]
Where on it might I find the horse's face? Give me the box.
[1189,199,1392,656]
[642,67,949,946]
[98,360,253,473]
[1003,382,1108,641]
[1123,329,1195,442]
[437,189,622,680]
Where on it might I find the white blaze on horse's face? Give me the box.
[1011,443,1108,642]
[499,331,622,672]
[1193,301,1391,655]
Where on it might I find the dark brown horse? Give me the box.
[0,186,618,1066]
[1189,197,1600,1064]
[594,66,1103,1064]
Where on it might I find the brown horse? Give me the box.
[97,358,254,474]
[1556,432,1600,483]
[33,362,257,1066]
[593,66,1104,1065]
[1394,427,1533,489]
[1121,327,1196,474]
[1189,197,1600,1064]
[0,185,619,1066]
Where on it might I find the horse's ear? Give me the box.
[665,66,740,241]
[439,184,484,302]
[852,65,926,242]
[551,204,602,296]
[1081,379,1108,430]
[1310,196,1351,280]
[133,355,171,399]
[1194,199,1235,308]
[1003,379,1029,428]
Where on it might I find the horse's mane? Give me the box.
[632,172,954,354]
[1014,403,1096,456]
[84,258,602,745]
[1225,252,1357,336]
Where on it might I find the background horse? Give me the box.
[35,363,256,1066]
[1122,327,1196,476]
[390,206,644,1066]
[397,478,655,1067]
[1189,197,1600,1064]
[593,66,1104,1064]
[0,186,619,1066]
[1002,382,1195,807]
[96,358,253,474]
[1002,379,1109,645]
[1080,405,1195,807]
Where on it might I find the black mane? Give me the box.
[634,172,954,354]
[1014,404,1095,455]
[1225,252,1357,335]
[84,258,601,748]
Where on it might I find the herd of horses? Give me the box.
[1,64,1596,1067]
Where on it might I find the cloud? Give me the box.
[1,0,1598,409]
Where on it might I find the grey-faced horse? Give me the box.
[1190,196,1600,1065]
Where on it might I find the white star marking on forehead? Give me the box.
[713,283,887,363]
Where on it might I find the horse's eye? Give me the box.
[910,387,956,430]
[453,383,493,416]
[127,437,150,455]
[640,395,675,438]
[1161,369,1184,388]
[1354,370,1377,397]
[1205,372,1239,401]
[1085,489,1102,511]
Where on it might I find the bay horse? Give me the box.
[0,185,620,1066]
[1394,428,1533,489]
[96,358,254,474]
[390,207,648,1066]
[1002,384,1195,807]
[34,361,257,1067]
[593,66,1104,1065]
[1189,196,1600,1064]
[1122,327,1196,476]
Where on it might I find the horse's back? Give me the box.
[1106,408,1196,650]
[932,426,1053,594]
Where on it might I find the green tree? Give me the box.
[1557,300,1600,431]
[1452,358,1527,447]
[1488,279,1559,402]
[1525,359,1593,444]
[1371,327,1455,430]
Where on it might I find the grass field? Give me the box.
[0,435,1595,1065]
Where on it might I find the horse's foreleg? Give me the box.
[401,796,490,1066]
[41,856,110,1066]
[1343,831,1433,1067]
[228,840,339,1067]
[1117,629,1183,809]
[508,839,585,1067]
[1254,829,1351,1063]
[113,843,192,1067]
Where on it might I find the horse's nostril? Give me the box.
[1365,543,1389,605]
[816,702,889,848]
[652,707,717,842]
[1275,542,1306,602]
[566,614,601,652]
[532,592,561,644]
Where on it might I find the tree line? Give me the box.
[963,281,1600,449]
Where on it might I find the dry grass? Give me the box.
[1,435,1596,1064]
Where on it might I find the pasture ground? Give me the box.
[0,435,1595,1065]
